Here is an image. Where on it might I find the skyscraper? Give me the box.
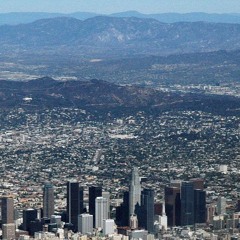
[138,189,155,234]
[159,203,168,230]
[217,196,226,215]
[181,181,194,226]
[67,182,84,231]
[89,186,102,226]
[103,219,115,235]
[194,189,206,224]
[165,186,181,226]
[23,209,38,232]
[2,223,15,240]
[102,191,110,218]
[1,197,14,224]
[129,167,141,215]
[78,214,93,234]
[43,183,54,218]
[190,178,204,191]
[116,191,129,226]
[95,197,108,229]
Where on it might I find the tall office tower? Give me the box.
[217,196,226,215]
[89,186,102,226]
[130,214,138,230]
[103,219,115,236]
[181,181,194,226]
[129,167,141,215]
[165,186,181,226]
[1,197,14,224]
[67,182,84,231]
[206,204,216,224]
[95,197,108,229]
[43,183,54,218]
[170,180,182,189]
[138,189,155,234]
[159,203,168,230]
[190,178,204,190]
[102,191,110,218]
[78,214,93,234]
[116,191,129,226]
[194,189,206,224]
[23,209,38,232]
[2,223,15,240]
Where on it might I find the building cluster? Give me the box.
[1,168,240,239]
[0,108,239,239]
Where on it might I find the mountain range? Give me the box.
[1,16,240,56]
[2,11,240,25]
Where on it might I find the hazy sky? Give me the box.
[0,0,240,14]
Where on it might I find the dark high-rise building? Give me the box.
[154,202,163,216]
[138,189,154,234]
[43,183,54,218]
[116,191,129,226]
[194,189,206,224]
[89,186,102,226]
[29,219,43,236]
[165,186,181,226]
[181,181,194,226]
[1,197,14,224]
[67,182,84,231]
[23,209,38,232]
[190,178,204,191]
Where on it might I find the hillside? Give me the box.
[0,77,239,117]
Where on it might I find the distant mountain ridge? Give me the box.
[2,11,240,25]
[1,16,240,55]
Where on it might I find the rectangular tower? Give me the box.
[129,167,141,215]
[43,183,54,218]
[89,186,102,226]
[165,186,181,226]
[23,209,38,232]
[67,182,84,231]
[138,189,154,234]
[95,197,108,229]
[194,189,206,224]
[1,197,14,224]
[181,181,194,226]
[78,213,93,234]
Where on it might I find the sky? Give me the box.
[0,0,240,14]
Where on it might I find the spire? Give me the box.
[162,203,166,216]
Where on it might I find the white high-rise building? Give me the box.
[217,196,226,215]
[102,191,110,218]
[103,219,115,235]
[159,203,168,230]
[130,215,138,230]
[78,214,93,234]
[129,167,141,215]
[95,197,108,229]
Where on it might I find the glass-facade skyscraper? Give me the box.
[43,183,54,218]
[181,181,195,226]
[89,186,102,227]
[129,167,141,215]
[67,182,84,231]
[139,189,155,233]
